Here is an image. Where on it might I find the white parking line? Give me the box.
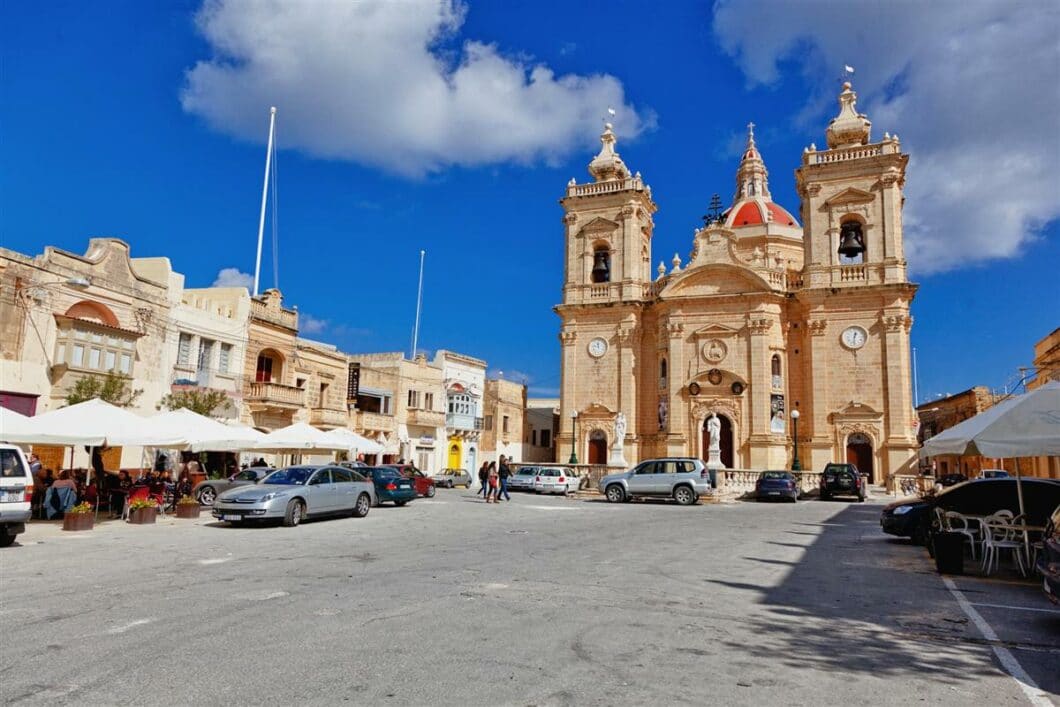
[107,618,155,634]
[969,602,1060,615]
[942,577,1054,707]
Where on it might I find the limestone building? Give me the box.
[481,378,527,464]
[433,350,486,472]
[556,82,918,484]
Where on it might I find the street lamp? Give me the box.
[568,410,579,464]
[791,409,801,471]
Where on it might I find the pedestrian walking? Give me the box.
[478,461,489,497]
[498,455,512,502]
[486,462,499,503]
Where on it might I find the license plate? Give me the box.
[400,483,410,488]
[768,491,780,496]
[224,515,242,521]
[0,490,22,502]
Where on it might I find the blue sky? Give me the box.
[2,0,1057,400]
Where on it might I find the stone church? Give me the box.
[556,82,918,484]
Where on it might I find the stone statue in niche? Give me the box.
[609,412,628,467]
[658,398,668,431]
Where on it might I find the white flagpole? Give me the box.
[254,106,277,297]
[411,250,426,358]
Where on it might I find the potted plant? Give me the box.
[62,502,94,532]
[175,495,201,519]
[127,497,158,525]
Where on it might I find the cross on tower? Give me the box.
[747,121,755,137]
[702,193,724,226]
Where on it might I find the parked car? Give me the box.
[0,444,33,547]
[508,466,540,491]
[194,467,273,506]
[880,478,1060,546]
[212,465,375,527]
[385,465,436,498]
[361,466,417,506]
[819,463,865,502]
[431,468,472,489]
[936,473,969,487]
[532,467,578,495]
[1036,504,1060,605]
[599,458,711,506]
[756,471,798,502]
[980,469,1009,479]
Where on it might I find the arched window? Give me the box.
[771,354,782,390]
[591,245,611,283]
[659,357,668,383]
[838,219,865,264]
[256,349,283,383]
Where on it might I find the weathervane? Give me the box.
[603,106,616,125]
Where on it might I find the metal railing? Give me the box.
[446,413,484,431]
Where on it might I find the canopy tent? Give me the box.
[144,408,265,452]
[7,398,184,447]
[323,427,385,455]
[254,422,350,452]
[919,381,1060,459]
[0,406,34,443]
[919,381,1060,558]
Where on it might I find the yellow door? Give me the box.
[447,439,462,469]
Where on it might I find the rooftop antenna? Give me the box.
[253,106,277,296]
[410,249,426,359]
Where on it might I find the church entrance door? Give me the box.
[588,430,608,465]
[846,433,874,484]
[702,414,734,468]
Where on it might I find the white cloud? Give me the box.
[211,267,254,289]
[182,0,649,177]
[299,314,328,335]
[712,0,1060,274]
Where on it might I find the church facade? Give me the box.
[556,82,918,484]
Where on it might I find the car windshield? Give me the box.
[518,469,536,476]
[761,472,789,480]
[372,468,400,480]
[262,467,314,485]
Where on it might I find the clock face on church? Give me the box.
[841,326,868,350]
[588,337,608,358]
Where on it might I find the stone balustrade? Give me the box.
[566,176,645,198]
[805,141,898,165]
[355,410,396,433]
[251,299,298,330]
[245,381,304,407]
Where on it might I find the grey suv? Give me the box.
[598,458,712,505]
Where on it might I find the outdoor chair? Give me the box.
[123,486,167,520]
[981,516,1026,576]
[944,511,979,560]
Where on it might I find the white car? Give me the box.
[532,467,578,495]
[0,444,33,547]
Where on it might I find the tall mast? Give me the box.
[411,249,426,358]
[254,106,277,297]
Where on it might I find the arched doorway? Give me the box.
[702,414,735,468]
[588,429,608,465]
[846,433,874,483]
[447,439,462,469]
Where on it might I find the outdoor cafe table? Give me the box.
[979,521,1046,576]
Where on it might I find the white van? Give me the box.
[0,444,33,546]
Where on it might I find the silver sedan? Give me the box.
[212,466,375,527]
[194,467,272,506]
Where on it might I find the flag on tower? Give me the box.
[844,65,855,74]
[607,107,616,116]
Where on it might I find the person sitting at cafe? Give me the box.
[172,470,193,509]
[109,470,133,518]
[51,469,77,491]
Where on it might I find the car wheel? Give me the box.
[0,533,16,547]
[913,520,930,547]
[605,484,625,503]
[352,493,371,518]
[427,485,436,498]
[282,499,303,527]
[395,500,408,507]
[198,486,216,506]
[673,486,696,506]
[820,492,830,501]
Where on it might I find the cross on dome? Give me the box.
[735,121,769,200]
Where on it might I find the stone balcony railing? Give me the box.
[446,413,484,431]
[716,469,825,498]
[251,299,298,330]
[407,408,445,428]
[245,381,304,407]
[566,176,647,198]
[803,140,900,165]
[309,406,348,427]
[354,410,396,433]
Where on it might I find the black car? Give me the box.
[881,478,1060,546]
[819,463,865,502]
[937,473,968,487]
[1036,505,1060,605]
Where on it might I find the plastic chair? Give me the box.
[944,511,979,560]
[123,486,165,520]
[981,517,1026,576]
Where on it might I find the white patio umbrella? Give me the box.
[12,398,183,447]
[322,428,385,455]
[920,381,1060,556]
[145,409,265,452]
[0,406,34,443]
[254,422,350,453]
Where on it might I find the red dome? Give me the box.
[767,202,798,227]
[724,199,799,229]
[731,202,763,226]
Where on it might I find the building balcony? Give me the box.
[251,298,298,330]
[354,410,396,433]
[309,406,348,428]
[245,381,304,409]
[407,408,445,428]
[446,413,484,431]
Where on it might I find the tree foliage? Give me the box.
[65,373,143,408]
[159,388,230,418]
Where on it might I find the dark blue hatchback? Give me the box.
[361,467,417,506]
[756,471,798,502]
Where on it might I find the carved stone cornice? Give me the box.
[616,326,641,347]
[560,330,577,346]
[807,320,827,336]
[563,212,578,226]
[620,204,637,218]
[747,316,774,336]
[691,398,741,426]
[881,313,913,333]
